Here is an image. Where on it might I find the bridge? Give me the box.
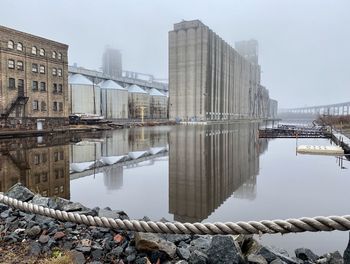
[279,101,350,116]
[68,65,168,92]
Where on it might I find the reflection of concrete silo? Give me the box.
[103,166,123,190]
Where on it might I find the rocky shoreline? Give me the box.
[0,183,349,264]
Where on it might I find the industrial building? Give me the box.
[0,25,69,129]
[149,88,168,119]
[128,85,150,119]
[68,74,100,115]
[100,80,128,119]
[169,20,276,121]
[102,47,123,79]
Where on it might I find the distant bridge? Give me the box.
[68,66,168,92]
[279,101,350,116]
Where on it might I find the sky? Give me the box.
[1,0,349,108]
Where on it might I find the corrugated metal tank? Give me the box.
[128,85,150,119]
[100,80,128,119]
[68,74,100,115]
[149,88,168,119]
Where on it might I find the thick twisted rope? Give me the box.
[1,193,350,235]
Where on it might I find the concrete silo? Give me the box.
[149,88,168,119]
[128,85,149,119]
[68,74,100,115]
[100,80,128,119]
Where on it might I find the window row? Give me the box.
[31,81,47,92]
[7,40,63,59]
[34,172,48,184]
[54,151,64,162]
[8,60,62,76]
[32,100,63,112]
[8,78,64,94]
[33,153,47,165]
[8,78,24,89]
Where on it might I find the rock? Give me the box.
[328,251,343,264]
[344,232,350,264]
[188,250,208,264]
[91,228,104,239]
[0,203,8,212]
[189,236,212,254]
[75,246,91,253]
[38,234,49,244]
[26,225,41,238]
[53,231,65,240]
[207,235,245,264]
[31,195,50,207]
[248,254,268,264]
[111,246,124,256]
[14,228,25,234]
[62,202,87,212]
[69,250,86,264]
[28,241,41,256]
[127,253,136,262]
[270,259,287,264]
[0,209,10,218]
[135,257,152,264]
[92,248,103,260]
[175,261,189,264]
[5,183,34,201]
[165,234,192,244]
[5,216,17,223]
[98,208,128,219]
[257,246,298,264]
[64,222,77,228]
[135,232,177,258]
[295,248,318,262]
[125,246,136,255]
[177,247,191,260]
[50,197,71,210]
[114,234,124,243]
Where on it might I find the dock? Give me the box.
[258,125,330,138]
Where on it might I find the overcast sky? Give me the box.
[1,0,349,108]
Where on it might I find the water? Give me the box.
[0,123,349,254]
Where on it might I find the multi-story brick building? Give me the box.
[0,25,69,129]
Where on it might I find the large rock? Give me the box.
[257,246,297,264]
[62,202,87,212]
[295,248,318,262]
[135,232,177,258]
[30,195,50,207]
[98,208,129,220]
[5,183,34,202]
[248,254,268,264]
[207,235,245,264]
[188,250,208,264]
[189,236,212,254]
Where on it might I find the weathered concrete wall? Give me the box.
[169,20,272,121]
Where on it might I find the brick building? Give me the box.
[0,25,69,129]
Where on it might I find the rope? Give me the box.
[1,193,350,235]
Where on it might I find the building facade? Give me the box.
[0,25,69,129]
[169,20,273,121]
[102,47,123,79]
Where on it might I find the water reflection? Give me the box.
[169,123,263,222]
[0,136,70,199]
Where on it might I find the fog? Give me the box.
[1,0,349,108]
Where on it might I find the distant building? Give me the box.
[102,47,122,78]
[235,39,259,65]
[0,25,69,129]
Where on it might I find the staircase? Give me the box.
[1,96,29,119]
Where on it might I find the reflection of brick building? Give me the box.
[169,123,260,222]
[0,144,70,199]
[0,25,69,129]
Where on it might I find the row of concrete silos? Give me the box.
[68,74,168,119]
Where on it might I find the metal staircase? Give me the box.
[0,96,29,119]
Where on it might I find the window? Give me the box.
[32,63,38,73]
[41,101,46,111]
[57,69,62,77]
[34,154,40,164]
[42,190,48,197]
[8,40,14,49]
[59,151,64,160]
[39,65,45,74]
[59,102,63,112]
[8,59,15,69]
[40,82,46,92]
[60,186,64,193]
[8,78,15,89]
[39,48,45,56]
[17,42,23,51]
[32,100,39,111]
[18,79,24,90]
[42,153,47,163]
[52,68,57,76]
[32,81,38,91]
[53,101,58,111]
[32,46,37,55]
[58,84,63,93]
[53,83,57,93]
[52,51,56,59]
[58,52,62,60]
[17,61,24,71]
[42,173,48,182]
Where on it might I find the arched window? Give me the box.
[58,52,62,60]
[17,42,23,51]
[52,51,57,59]
[32,46,37,55]
[39,48,45,56]
[8,40,14,49]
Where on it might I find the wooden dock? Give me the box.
[259,125,331,138]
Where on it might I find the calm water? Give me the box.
[0,123,349,254]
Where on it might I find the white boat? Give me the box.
[297,145,344,155]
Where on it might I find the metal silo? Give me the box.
[100,80,128,119]
[149,88,168,119]
[128,85,150,119]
